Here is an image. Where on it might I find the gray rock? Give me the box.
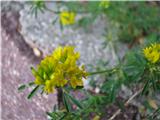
[1,8,57,120]
[1,1,24,12]
[19,2,127,66]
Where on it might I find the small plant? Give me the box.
[18,1,160,119]
[18,42,160,119]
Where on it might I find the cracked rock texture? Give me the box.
[1,2,57,120]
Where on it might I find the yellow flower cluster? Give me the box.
[60,11,76,25]
[143,43,160,63]
[31,46,88,93]
[99,1,110,9]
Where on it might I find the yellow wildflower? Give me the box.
[34,76,44,85]
[99,1,110,9]
[60,11,76,25]
[31,46,88,94]
[44,80,55,93]
[143,43,160,63]
[93,115,100,120]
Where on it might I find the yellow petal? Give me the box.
[60,11,76,25]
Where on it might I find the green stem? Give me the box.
[88,68,117,76]
[110,41,121,64]
[45,7,61,14]
[45,6,91,14]
[57,88,63,109]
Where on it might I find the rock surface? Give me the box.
[1,4,57,120]
[19,1,127,66]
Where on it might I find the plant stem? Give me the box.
[45,7,89,14]
[108,89,142,120]
[45,7,60,14]
[57,88,63,109]
[88,68,117,76]
[110,41,121,64]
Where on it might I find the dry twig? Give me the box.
[109,89,142,120]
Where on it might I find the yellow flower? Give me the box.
[53,70,67,87]
[34,76,44,85]
[70,76,83,88]
[44,80,55,93]
[99,1,110,9]
[143,43,160,63]
[93,115,100,120]
[31,46,88,94]
[60,11,76,25]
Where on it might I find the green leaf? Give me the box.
[46,112,55,118]
[110,85,116,103]
[18,82,35,92]
[27,85,39,99]
[18,84,26,91]
[59,21,64,31]
[151,74,157,91]
[67,94,83,109]
[31,67,37,76]
[53,104,58,112]
[28,82,35,86]
[63,93,71,112]
[52,17,58,25]
[75,86,83,90]
[59,113,67,120]
[142,79,150,95]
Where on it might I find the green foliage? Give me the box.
[30,0,46,17]
[27,85,39,99]
[67,93,83,109]
[103,2,160,43]
[18,82,35,91]
[64,1,160,43]
[147,107,160,120]
[63,92,72,112]
[18,84,26,91]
